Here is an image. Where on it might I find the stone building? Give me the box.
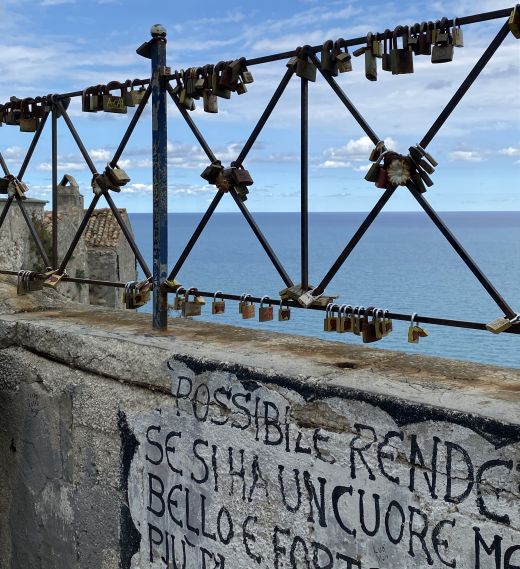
[0,176,137,308]
[84,207,137,308]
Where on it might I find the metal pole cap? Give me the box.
[151,24,167,38]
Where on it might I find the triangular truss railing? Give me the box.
[0,9,518,335]
[163,18,516,320]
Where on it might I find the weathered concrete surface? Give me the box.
[0,278,519,568]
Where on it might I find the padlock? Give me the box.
[416,143,438,167]
[173,288,186,311]
[0,176,9,194]
[183,289,203,317]
[296,47,317,82]
[194,68,206,93]
[321,40,338,76]
[409,146,435,174]
[235,77,248,95]
[212,291,226,315]
[212,62,232,99]
[220,62,236,91]
[201,161,223,184]
[365,150,389,184]
[240,60,254,84]
[338,305,353,333]
[509,5,520,39]
[373,309,385,340]
[435,17,450,45]
[5,100,21,126]
[386,155,412,187]
[362,308,380,343]
[105,163,130,187]
[369,141,386,162]
[324,303,340,332]
[103,83,128,114]
[203,88,218,113]
[408,313,429,343]
[382,309,393,336]
[278,300,291,321]
[17,270,43,295]
[407,23,420,54]
[238,293,247,314]
[352,306,364,336]
[432,18,454,63]
[7,177,29,199]
[411,170,427,194]
[164,279,181,292]
[485,314,519,334]
[372,34,382,58]
[43,270,65,289]
[230,164,254,186]
[259,296,274,322]
[334,39,352,73]
[452,17,464,47]
[418,22,432,56]
[241,295,255,319]
[131,281,151,308]
[365,33,377,81]
[375,164,389,189]
[391,26,414,75]
[17,270,28,295]
[381,30,392,72]
[19,99,39,133]
[82,87,99,113]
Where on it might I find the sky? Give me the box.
[0,0,518,213]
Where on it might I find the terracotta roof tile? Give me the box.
[84,208,127,248]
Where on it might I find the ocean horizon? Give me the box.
[128,211,520,369]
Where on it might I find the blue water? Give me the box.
[129,212,520,369]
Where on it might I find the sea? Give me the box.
[129,212,520,369]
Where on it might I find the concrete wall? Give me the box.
[0,278,519,569]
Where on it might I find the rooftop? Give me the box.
[43,207,128,248]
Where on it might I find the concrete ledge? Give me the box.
[1,280,519,568]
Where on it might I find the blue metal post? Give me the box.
[150,25,168,329]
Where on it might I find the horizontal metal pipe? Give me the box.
[0,269,126,288]
[1,267,517,334]
[4,8,510,103]
[181,289,520,335]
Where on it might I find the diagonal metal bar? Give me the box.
[313,187,396,296]
[18,110,50,181]
[55,99,98,175]
[167,84,217,163]
[229,188,293,288]
[309,52,380,146]
[407,181,516,318]
[301,76,309,291]
[103,190,152,279]
[0,152,10,176]
[58,193,101,274]
[15,193,51,268]
[420,21,510,149]
[236,66,295,165]
[110,85,152,167]
[167,190,225,281]
[0,196,14,231]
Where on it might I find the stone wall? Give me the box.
[0,198,48,272]
[0,279,519,569]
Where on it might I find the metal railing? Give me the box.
[0,8,519,336]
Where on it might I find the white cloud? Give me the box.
[319,136,397,169]
[499,147,520,157]
[449,150,485,162]
[90,149,111,161]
